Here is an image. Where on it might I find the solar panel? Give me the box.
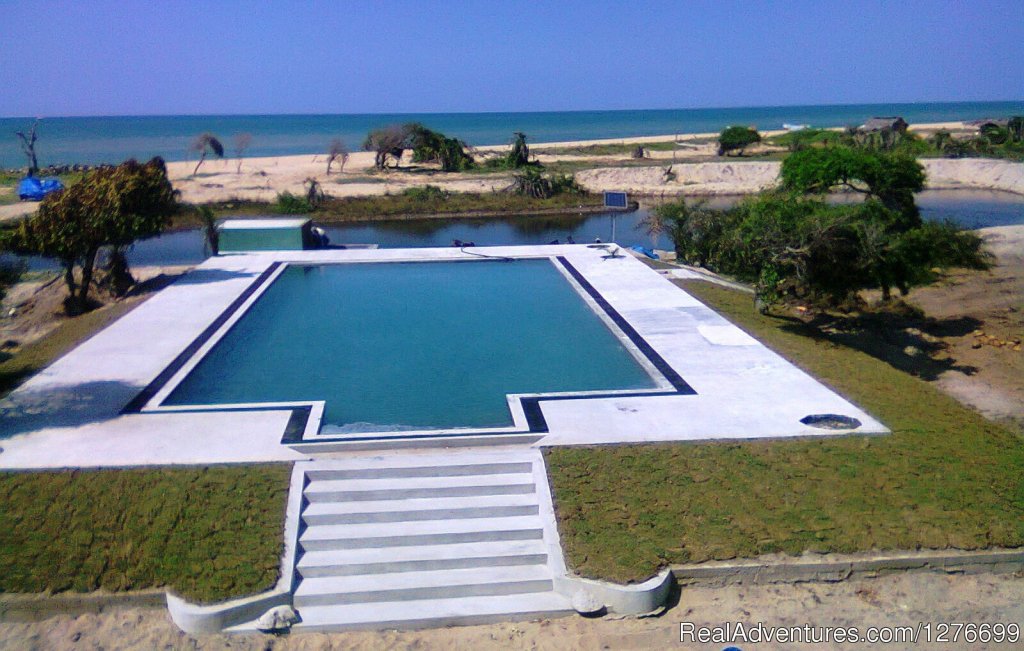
[603,191,628,208]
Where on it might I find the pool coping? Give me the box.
[0,244,890,469]
[124,254,698,446]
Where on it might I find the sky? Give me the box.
[1,0,1022,117]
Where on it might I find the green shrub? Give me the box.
[274,191,313,214]
[717,125,761,156]
[401,185,450,201]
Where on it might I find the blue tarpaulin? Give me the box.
[629,245,659,260]
[17,176,64,201]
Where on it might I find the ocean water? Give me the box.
[164,260,656,431]
[2,101,1023,167]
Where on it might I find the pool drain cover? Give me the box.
[800,414,862,430]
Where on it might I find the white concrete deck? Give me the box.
[0,244,887,469]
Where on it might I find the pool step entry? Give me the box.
[290,450,572,631]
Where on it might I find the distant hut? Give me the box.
[966,118,1009,130]
[859,116,909,133]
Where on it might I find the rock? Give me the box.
[571,589,605,615]
[903,346,921,356]
[256,605,298,633]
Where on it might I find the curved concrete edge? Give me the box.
[554,568,674,616]
[167,463,308,635]
[167,589,289,635]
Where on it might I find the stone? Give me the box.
[571,589,604,615]
[256,605,298,632]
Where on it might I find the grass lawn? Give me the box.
[0,286,290,603]
[0,465,290,602]
[545,280,1024,584]
[191,190,605,226]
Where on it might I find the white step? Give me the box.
[305,461,534,481]
[281,592,574,632]
[303,473,536,502]
[297,539,549,577]
[299,515,543,551]
[301,493,540,525]
[293,565,554,607]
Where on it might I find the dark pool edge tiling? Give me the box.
[120,255,697,444]
[121,262,283,413]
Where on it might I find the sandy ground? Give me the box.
[0,266,192,352]
[906,225,1024,432]
[0,121,1016,218]
[2,571,1021,650]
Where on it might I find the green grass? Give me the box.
[545,280,1024,584]
[0,279,290,603]
[189,190,605,226]
[0,465,291,602]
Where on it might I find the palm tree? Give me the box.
[191,133,224,175]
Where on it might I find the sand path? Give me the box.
[2,571,1021,650]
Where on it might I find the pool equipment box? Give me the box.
[219,218,317,252]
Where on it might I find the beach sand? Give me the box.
[157,121,1023,205]
[2,571,1021,650]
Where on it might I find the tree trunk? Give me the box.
[193,151,207,176]
[77,248,99,307]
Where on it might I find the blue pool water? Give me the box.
[163,259,657,432]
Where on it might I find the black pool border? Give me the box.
[121,262,284,414]
[120,254,697,442]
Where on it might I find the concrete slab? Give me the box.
[0,244,887,469]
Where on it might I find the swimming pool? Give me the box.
[162,258,662,433]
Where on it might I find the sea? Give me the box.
[2,101,1023,167]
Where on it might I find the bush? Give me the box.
[401,185,450,201]
[507,169,583,199]
[717,125,761,156]
[768,128,840,152]
[275,191,313,214]
[655,192,990,308]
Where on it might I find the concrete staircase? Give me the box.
[286,450,573,631]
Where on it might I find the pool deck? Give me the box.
[0,244,887,469]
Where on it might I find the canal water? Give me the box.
[5,189,1023,272]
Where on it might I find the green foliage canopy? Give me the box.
[6,158,177,313]
[717,125,761,156]
[781,146,926,228]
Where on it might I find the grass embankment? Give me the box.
[0,287,292,603]
[187,190,606,227]
[0,465,290,602]
[545,280,1024,583]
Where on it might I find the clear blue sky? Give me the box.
[1,0,1022,117]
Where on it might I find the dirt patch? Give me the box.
[1,266,192,354]
[1,572,1021,650]
[905,225,1024,433]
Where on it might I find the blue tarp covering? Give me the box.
[629,245,659,260]
[17,176,64,201]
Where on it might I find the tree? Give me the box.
[15,119,40,175]
[656,190,989,309]
[233,133,253,174]
[507,132,531,168]
[199,205,219,256]
[0,260,25,304]
[5,158,178,313]
[363,124,413,170]
[407,124,474,172]
[191,133,224,175]
[717,125,761,156]
[326,138,349,174]
[1008,116,1024,143]
[780,146,926,228]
